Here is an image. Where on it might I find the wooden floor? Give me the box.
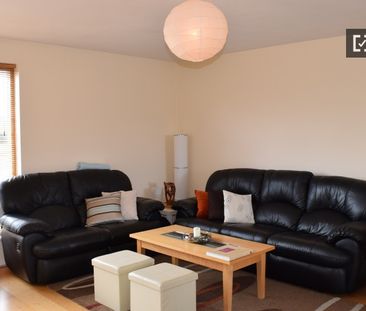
[0,266,365,310]
[0,268,85,311]
[343,286,366,305]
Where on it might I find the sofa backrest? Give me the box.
[0,169,133,230]
[205,168,265,206]
[0,172,72,214]
[256,170,313,229]
[205,169,313,229]
[297,176,366,236]
[0,172,80,230]
[68,169,132,223]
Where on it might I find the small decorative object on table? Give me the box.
[183,230,211,245]
[193,226,201,238]
[164,182,176,208]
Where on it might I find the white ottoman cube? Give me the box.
[128,262,198,311]
[92,250,154,311]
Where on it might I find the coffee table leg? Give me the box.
[136,240,145,254]
[171,257,179,265]
[223,266,233,311]
[257,253,266,299]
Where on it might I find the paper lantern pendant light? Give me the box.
[163,0,228,62]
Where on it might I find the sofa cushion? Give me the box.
[68,169,132,207]
[206,168,264,205]
[255,202,303,230]
[256,170,312,229]
[208,190,224,220]
[223,191,254,224]
[136,197,164,221]
[297,209,349,237]
[97,220,164,245]
[29,205,80,231]
[68,169,132,223]
[268,232,350,268]
[172,198,197,218]
[85,195,123,226]
[102,190,139,220]
[120,190,138,220]
[33,227,110,259]
[306,176,366,221]
[195,190,208,219]
[260,170,313,209]
[221,223,286,243]
[0,172,73,215]
[175,218,222,233]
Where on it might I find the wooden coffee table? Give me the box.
[130,225,275,311]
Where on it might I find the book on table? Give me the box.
[206,244,253,261]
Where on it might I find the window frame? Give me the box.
[0,63,18,177]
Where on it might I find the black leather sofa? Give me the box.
[173,168,366,293]
[0,169,166,284]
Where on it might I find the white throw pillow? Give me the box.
[102,190,139,220]
[121,190,138,220]
[223,190,255,224]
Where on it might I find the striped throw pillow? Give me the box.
[102,190,138,220]
[85,195,123,226]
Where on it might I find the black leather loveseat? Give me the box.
[0,169,166,284]
[173,168,366,293]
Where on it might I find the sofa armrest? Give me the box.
[172,197,197,218]
[328,221,366,247]
[0,214,53,236]
[1,229,48,283]
[136,197,164,221]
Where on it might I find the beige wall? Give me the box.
[177,36,366,193]
[0,38,179,198]
[1,36,365,199]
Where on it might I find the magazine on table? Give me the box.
[206,244,253,261]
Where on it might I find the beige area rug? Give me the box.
[49,258,364,311]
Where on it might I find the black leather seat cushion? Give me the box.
[33,227,110,259]
[97,220,164,245]
[268,232,350,268]
[255,202,303,230]
[297,209,349,237]
[220,223,287,243]
[175,218,222,233]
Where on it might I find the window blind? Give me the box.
[0,63,17,181]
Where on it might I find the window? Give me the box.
[0,63,17,181]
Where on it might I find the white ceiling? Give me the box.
[1,0,366,61]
